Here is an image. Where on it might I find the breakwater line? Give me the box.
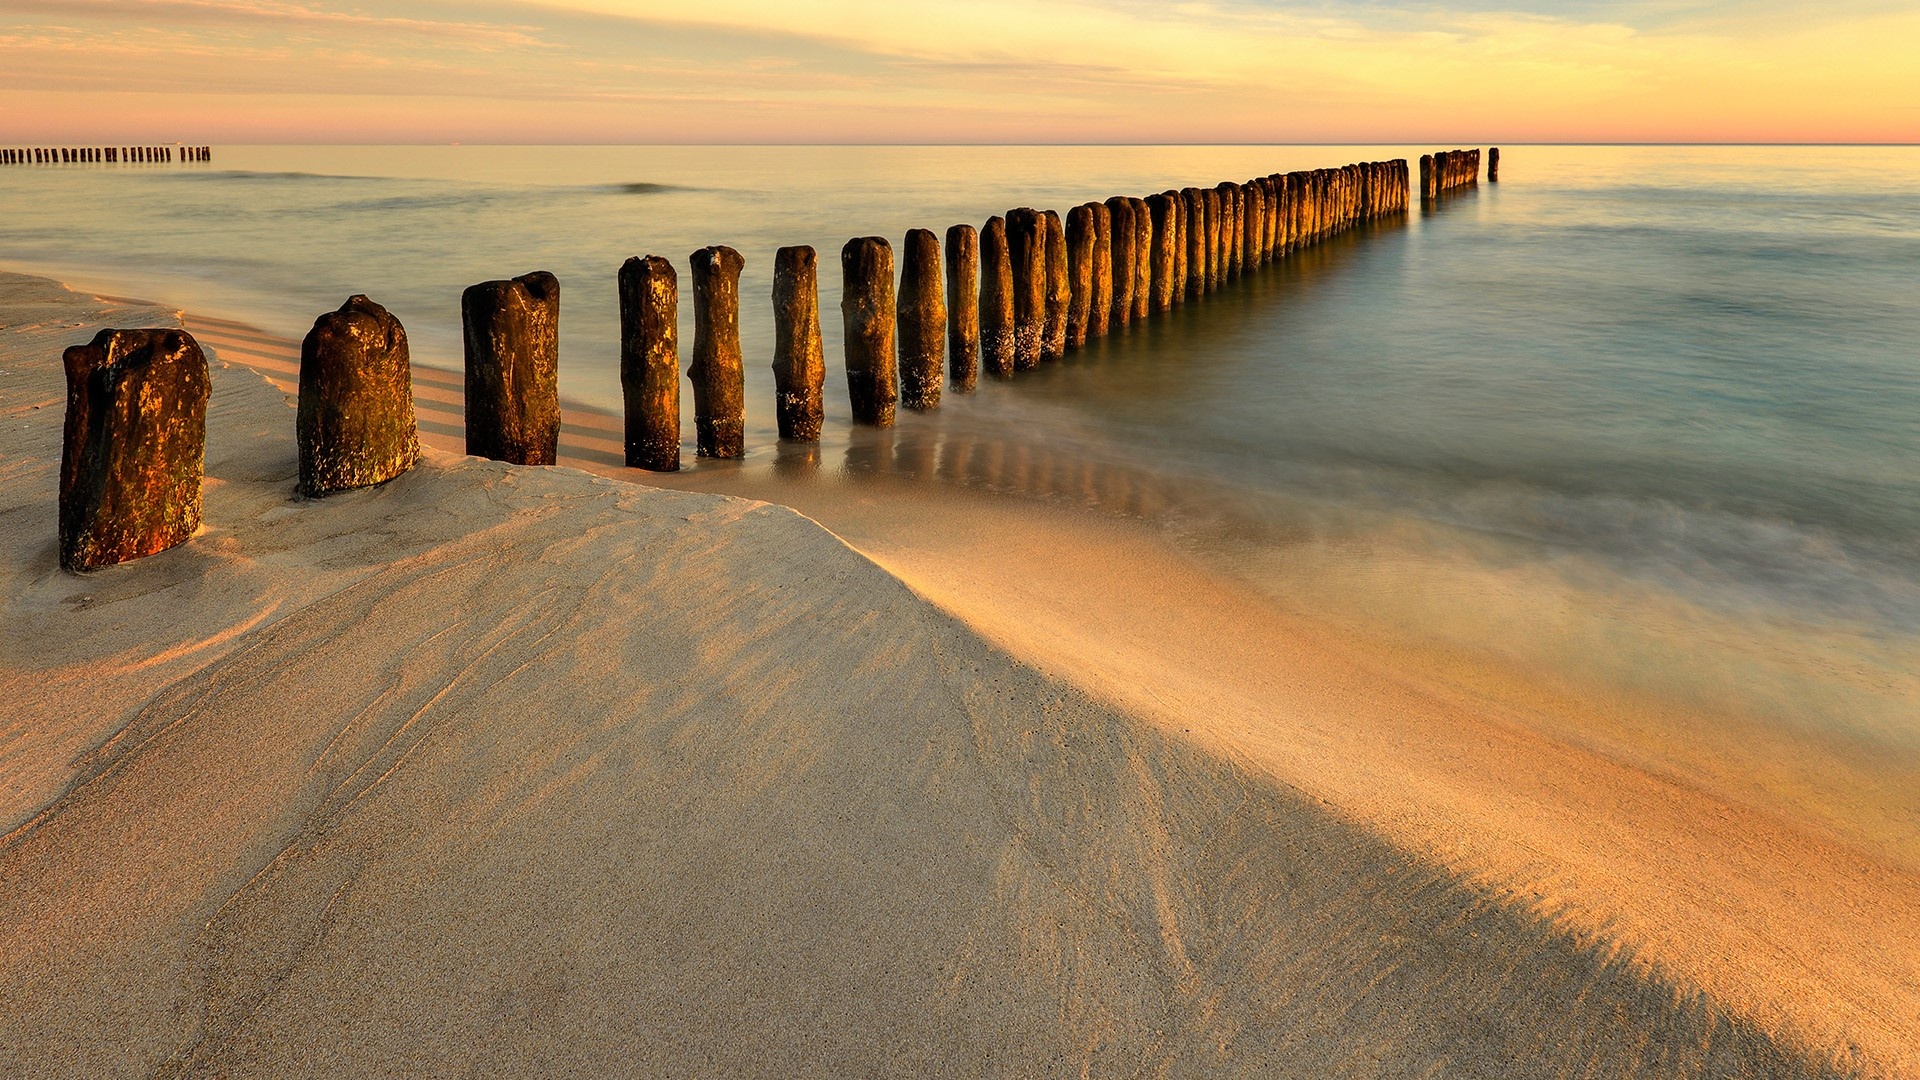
[50,146,1488,571]
[2,145,210,165]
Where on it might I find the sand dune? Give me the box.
[0,274,1896,1076]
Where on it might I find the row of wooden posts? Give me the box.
[54,148,1492,572]
[1420,148,1487,201]
[3,146,210,165]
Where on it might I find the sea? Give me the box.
[5,144,1918,807]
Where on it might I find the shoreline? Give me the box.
[4,270,1916,1074]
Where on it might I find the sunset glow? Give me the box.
[3,0,1916,143]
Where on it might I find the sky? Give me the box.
[0,0,1915,144]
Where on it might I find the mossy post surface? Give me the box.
[462,270,559,466]
[1042,209,1069,361]
[1005,208,1045,371]
[1105,196,1135,330]
[59,327,209,572]
[979,216,1016,379]
[772,245,825,441]
[841,236,898,426]
[688,245,746,459]
[944,224,980,393]
[1064,204,1095,351]
[618,256,681,470]
[898,228,946,411]
[297,294,419,497]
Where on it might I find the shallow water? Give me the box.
[5,144,1918,756]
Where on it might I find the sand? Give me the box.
[1,272,1912,1077]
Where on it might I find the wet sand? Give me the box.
[1,274,1912,1076]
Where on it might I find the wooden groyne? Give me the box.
[3,146,210,165]
[54,147,1494,571]
[1419,147,1487,203]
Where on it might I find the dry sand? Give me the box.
[1,272,1912,1077]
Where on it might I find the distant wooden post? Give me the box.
[297,294,419,496]
[618,255,681,469]
[945,224,979,392]
[1089,201,1112,340]
[1217,183,1240,279]
[771,246,825,441]
[898,228,946,411]
[841,236,898,425]
[1105,196,1135,330]
[688,245,746,458]
[463,270,559,466]
[1489,147,1499,182]
[1006,208,1045,371]
[59,329,209,572]
[1042,209,1069,360]
[979,216,1016,378]
[1064,204,1095,351]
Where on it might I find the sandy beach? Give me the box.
[3,271,1915,1076]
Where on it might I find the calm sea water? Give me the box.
[6,145,1918,747]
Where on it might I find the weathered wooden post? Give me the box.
[1043,209,1069,360]
[1006,208,1045,371]
[1064,204,1095,351]
[1128,197,1150,322]
[841,236,898,425]
[945,224,979,392]
[1244,181,1263,271]
[1489,147,1499,182]
[297,295,419,496]
[1217,183,1239,279]
[898,228,946,410]
[1162,191,1186,306]
[463,270,559,465]
[1182,188,1204,300]
[618,255,682,468]
[1420,154,1435,204]
[59,328,210,571]
[770,246,825,441]
[979,216,1016,378]
[1105,196,1135,330]
[1147,193,1177,313]
[687,245,746,458]
[1089,201,1112,340]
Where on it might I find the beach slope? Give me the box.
[0,274,1859,1076]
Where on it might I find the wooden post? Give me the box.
[1182,187,1205,300]
[1129,197,1151,322]
[1089,201,1112,340]
[1064,204,1095,351]
[688,245,746,458]
[1006,209,1046,370]
[945,224,979,392]
[1420,154,1435,203]
[59,328,209,572]
[979,215,1016,378]
[297,294,419,496]
[841,236,897,425]
[1489,147,1499,182]
[463,271,559,466]
[1147,193,1177,313]
[1042,209,1068,360]
[1244,181,1263,271]
[1105,196,1135,330]
[770,246,824,441]
[619,255,682,468]
[898,228,946,411]
[1217,183,1239,280]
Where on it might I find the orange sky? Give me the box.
[1,0,1916,143]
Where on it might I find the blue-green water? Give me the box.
[5,144,1918,748]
